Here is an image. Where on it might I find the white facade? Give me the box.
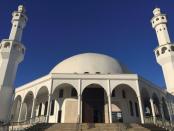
[0,5,174,127]
[0,5,27,122]
[151,8,174,94]
[11,53,174,125]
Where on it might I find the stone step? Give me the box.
[22,123,170,131]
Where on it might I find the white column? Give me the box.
[107,80,112,123]
[46,94,51,122]
[77,94,81,123]
[108,94,112,123]
[30,98,36,123]
[18,102,23,122]
[137,96,144,124]
[150,98,156,124]
[78,79,82,123]
[41,103,45,116]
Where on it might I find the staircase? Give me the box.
[22,123,169,131]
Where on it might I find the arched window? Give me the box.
[161,47,167,54]
[129,101,134,116]
[4,42,10,48]
[135,102,139,117]
[156,18,159,21]
[122,90,126,98]
[44,101,48,116]
[59,89,64,98]
[161,16,165,19]
[50,100,55,115]
[71,88,77,97]
[156,50,160,57]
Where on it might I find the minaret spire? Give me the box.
[0,5,27,122]
[151,8,171,45]
[151,8,174,94]
[9,5,28,42]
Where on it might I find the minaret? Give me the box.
[0,5,27,122]
[151,8,174,94]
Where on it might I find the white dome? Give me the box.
[50,53,127,74]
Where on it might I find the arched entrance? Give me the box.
[82,84,106,123]
[35,86,49,118]
[11,95,22,122]
[52,83,78,123]
[152,93,161,118]
[141,88,151,117]
[111,84,140,123]
[20,91,34,121]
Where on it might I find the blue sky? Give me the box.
[0,0,174,87]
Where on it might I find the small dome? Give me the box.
[50,53,128,74]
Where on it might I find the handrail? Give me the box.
[9,115,47,131]
[144,116,173,130]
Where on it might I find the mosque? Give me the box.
[0,5,174,128]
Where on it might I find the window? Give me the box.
[4,42,10,48]
[129,101,134,116]
[44,101,48,116]
[50,100,55,115]
[156,18,159,21]
[135,102,139,117]
[161,47,167,54]
[84,72,89,74]
[38,103,42,116]
[112,90,115,97]
[122,90,126,98]
[22,48,25,54]
[161,16,165,19]
[59,89,64,98]
[171,46,174,51]
[112,112,123,123]
[96,72,101,74]
[71,88,77,97]
[156,50,160,57]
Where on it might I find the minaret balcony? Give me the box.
[151,14,167,28]
[0,39,25,61]
[154,44,174,65]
